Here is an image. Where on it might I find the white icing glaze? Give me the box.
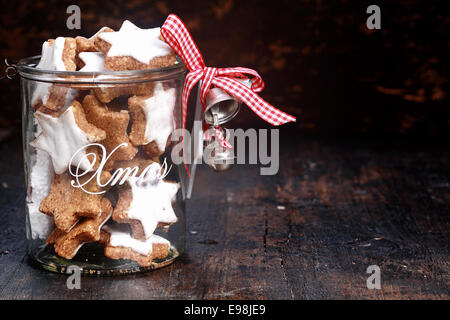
[32,37,77,108]
[98,20,173,65]
[103,224,170,255]
[120,20,139,32]
[30,106,97,174]
[36,37,66,71]
[27,120,55,239]
[88,26,109,40]
[64,88,78,107]
[126,162,179,239]
[141,82,176,151]
[31,82,52,107]
[79,52,108,72]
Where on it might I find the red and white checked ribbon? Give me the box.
[215,127,232,149]
[161,14,296,172]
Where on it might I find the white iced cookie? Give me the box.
[113,162,180,241]
[99,20,172,64]
[103,224,170,255]
[75,26,114,55]
[36,38,67,71]
[30,101,106,174]
[27,121,55,240]
[128,82,176,153]
[90,26,111,40]
[102,223,171,267]
[78,52,108,72]
[96,20,176,70]
[32,37,78,111]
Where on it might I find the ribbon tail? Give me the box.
[182,70,204,129]
[213,77,296,125]
[180,70,204,177]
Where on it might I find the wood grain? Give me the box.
[0,134,449,299]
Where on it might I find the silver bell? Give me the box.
[203,127,234,172]
[204,141,234,172]
[207,147,234,172]
[204,78,251,125]
[203,79,249,172]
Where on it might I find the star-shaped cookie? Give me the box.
[97,20,176,70]
[113,155,158,175]
[102,223,170,267]
[76,26,114,53]
[78,52,108,72]
[47,198,113,259]
[32,37,78,111]
[40,171,111,232]
[112,162,180,241]
[82,94,137,168]
[30,100,106,174]
[35,37,77,72]
[128,83,176,156]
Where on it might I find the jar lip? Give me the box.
[17,55,187,83]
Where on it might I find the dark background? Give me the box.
[0,1,449,299]
[0,0,448,138]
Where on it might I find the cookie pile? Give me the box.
[27,20,180,267]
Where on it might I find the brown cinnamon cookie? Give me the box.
[39,171,111,232]
[47,198,113,259]
[82,94,138,169]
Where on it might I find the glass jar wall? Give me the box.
[18,56,187,275]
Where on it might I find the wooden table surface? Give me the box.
[0,133,449,300]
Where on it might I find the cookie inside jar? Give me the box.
[19,20,187,275]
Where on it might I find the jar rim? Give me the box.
[17,55,187,84]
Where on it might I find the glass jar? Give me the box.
[17,56,188,275]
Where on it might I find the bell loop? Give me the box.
[213,114,219,127]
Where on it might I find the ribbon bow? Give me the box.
[161,14,296,172]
